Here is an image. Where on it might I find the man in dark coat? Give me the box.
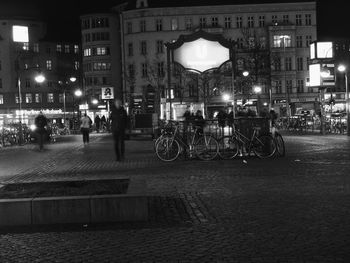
[95,115,101,133]
[111,99,128,161]
[34,111,48,150]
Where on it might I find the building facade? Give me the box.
[81,0,317,119]
[0,17,81,126]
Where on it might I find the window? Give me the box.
[0,78,2,88]
[188,84,197,97]
[47,93,54,103]
[224,17,231,28]
[236,16,242,28]
[0,94,3,104]
[296,36,303,48]
[84,48,91,56]
[297,79,304,93]
[156,19,162,31]
[273,57,281,71]
[25,78,30,88]
[140,20,146,32]
[248,37,255,49]
[74,45,79,54]
[285,57,292,71]
[272,15,278,24]
[157,62,164,77]
[25,93,32,103]
[47,81,53,87]
[92,32,110,41]
[306,35,312,47]
[273,35,291,48]
[286,80,293,94]
[259,37,266,49]
[15,94,21,104]
[65,45,70,53]
[185,18,192,30]
[96,47,109,55]
[275,80,282,94]
[156,40,163,53]
[23,42,29,50]
[297,57,303,71]
[259,16,265,27]
[142,63,148,77]
[199,17,206,28]
[75,61,80,70]
[92,17,109,28]
[211,17,218,27]
[93,62,110,71]
[296,14,302,25]
[127,22,133,34]
[305,14,312,25]
[140,41,147,55]
[59,93,64,103]
[283,15,289,23]
[56,44,62,52]
[84,34,91,42]
[248,16,254,28]
[171,18,178,30]
[35,93,42,103]
[237,38,244,49]
[128,43,133,56]
[33,43,39,52]
[128,64,135,78]
[46,46,51,54]
[46,60,52,70]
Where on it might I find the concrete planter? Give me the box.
[0,178,148,226]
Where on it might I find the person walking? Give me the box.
[95,115,101,133]
[111,98,128,162]
[34,111,48,151]
[80,113,92,144]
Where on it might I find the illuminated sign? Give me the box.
[79,104,89,110]
[310,42,333,59]
[101,87,114,99]
[173,38,230,72]
[309,63,335,87]
[12,25,29,42]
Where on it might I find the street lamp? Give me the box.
[253,85,262,115]
[337,64,350,136]
[17,69,45,145]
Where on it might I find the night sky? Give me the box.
[0,0,348,41]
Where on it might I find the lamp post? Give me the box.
[337,65,350,136]
[17,68,45,145]
[279,35,291,118]
[253,85,262,115]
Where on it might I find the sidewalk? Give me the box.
[1,133,350,262]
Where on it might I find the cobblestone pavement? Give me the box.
[1,132,350,262]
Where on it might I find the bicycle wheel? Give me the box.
[194,135,219,161]
[252,134,276,158]
[218,136,239,159]
[274,132,285,157]
[155,137,180,162]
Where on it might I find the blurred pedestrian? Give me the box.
[34,111,48,151]
[80,113,92,144]
[101,115,107,132]
[95,115,101,133]
[194,110,205,135]
[111,98,128,162]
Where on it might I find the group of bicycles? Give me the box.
[154,120,285,162]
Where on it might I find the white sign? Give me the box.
[12,25,29,42]
[173,38,230,72]
[79,104,89,110]
[101,87,114,99]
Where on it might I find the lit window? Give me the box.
[23,42,29,50]
[65,45,70,53]
[171,18,178,30]
[25,93,32,103]
[74,45,79,54]
[84,48,91,56]
[47,93,54,103]
[273,35,291,48]
[0,94,3,104]
[35,93,42,103]
[56,44,62,52]
[75,61,80,70]
[46,60,52,70]
[33,43,39,52]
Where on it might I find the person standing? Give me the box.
[34,111,48,151]
[80,113,92,144]
[111,99,127,161]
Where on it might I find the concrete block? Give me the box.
[32,196,90,225]
[0,198,32,226]
[90,195,148,222]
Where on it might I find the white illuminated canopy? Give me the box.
[317,42,333,59]
[12,25,29,42]
[173,38,230,72]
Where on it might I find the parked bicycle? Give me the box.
[155,120,219,162]
[218,125,276,159]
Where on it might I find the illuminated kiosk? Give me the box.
[165,30,235,120]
